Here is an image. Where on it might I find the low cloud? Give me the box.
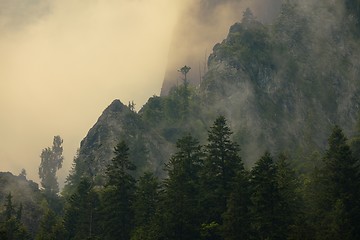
[0,0,179,185]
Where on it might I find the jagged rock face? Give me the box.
[160,0,283,96]
[68,0,360,190]
[69,100,173,188]
[200,1,360,162]
[78,99,130,177]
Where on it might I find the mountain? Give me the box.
[199,1,360,162]
[65,0,360,191]
[64,99,173,193]
[161,0,283,95]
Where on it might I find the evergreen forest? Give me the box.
[2,0,360,239]
[2,116,360,239]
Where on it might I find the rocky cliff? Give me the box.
[65,0,360,191]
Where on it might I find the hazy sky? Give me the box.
[0,0,282,186]
[0,0,180,185]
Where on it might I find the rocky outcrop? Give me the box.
[67,99,173,190]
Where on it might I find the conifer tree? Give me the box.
[35,209,66,240]
[201,116,242,225]
[102,140,136,240]
[250,152,281,240]
[275,154,300,239]
[64,177,100,240]
[162,134,203,240]
[222,169,251,240]
[317,126,360,239]
[0,193,30,240]
[132,172,160,240]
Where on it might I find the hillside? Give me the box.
[0,172,45,238]
[1,1,360,239]
[65,1,360,190]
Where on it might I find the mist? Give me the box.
[0,0,180,185]
[0,0,286,186]
[161,0,283,95]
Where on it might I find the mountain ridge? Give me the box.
[65,0,360,191]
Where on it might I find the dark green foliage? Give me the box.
[319,126,360,239]
[222,169,252,240]
[105,141,136,186]
[210,8,274,84]
[38,136,64,213]
[102,141,136,240]
[345,0,360,32]
[5,193,14,221]
[131,172,160,240]
[35,209,66,240]
[38,136,64,196]
[64,178,101,240]
[274,154,301,239]
[0,217,30,240]
[140,78,201,130]
[302,126,360,240]
[201,116,243,224]
[162,134,203,240]
[5,0,360,238]
[250,152,282,240]
[250,152,300,239]
[0,193,30,240]
[139,96,164,126]
[6,118,360,240]
[350,119,360,159]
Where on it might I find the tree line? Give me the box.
[1,116,360,239]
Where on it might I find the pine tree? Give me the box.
[102,140,136,240]
[5,193,14,221]
[162,134,203,240]
[0,193,30,240]
[275,154,301,239]
[133,172,159,227]
[201,116,242,225]
[222,169,251,240]
[35,209,66,240]
[64,177,100,240]
[317,126,360,239]
[250,151,281,240]
[131,172,160,240]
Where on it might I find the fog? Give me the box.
[0,0,180,185]
[0,0,284,186]
[161,0,283,95]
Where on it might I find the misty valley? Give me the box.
[2,0,360,239]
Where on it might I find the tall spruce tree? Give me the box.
[64,177,100,240]
[35,209,66,240]
[131,172,160,240]
[317,126,360,239]
[274,154,300,239]
[102,140,136,240]
[201,116,242,225]
[250,152,281,240]
[222,168,251,240]
[162,134,203,240]
[0,193,30,240]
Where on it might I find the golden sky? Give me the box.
[0,0,281,186]
[0,0,180,184]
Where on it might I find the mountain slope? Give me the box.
[65,0,360,191]
[65,100,173,193]
[0,172,45,237]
